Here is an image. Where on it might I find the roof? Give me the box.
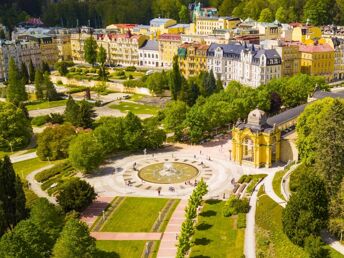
[267,103,307,126]
[299,43,334,53]
[158,33,181,41]
[312,90,344,99]
[150,18,174,26]
[25,18,44,26]
[139,40,159,51]
[169,24,190,29]
[255,49,281,59]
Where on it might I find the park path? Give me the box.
[10,152,37,163]
[266,169,344,255]
[157,199,187,258]
[90,232,162,240]
[80,196,114,227]
[26,164,56,204]
[244,179,265,258]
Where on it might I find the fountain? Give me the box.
[139,162,199,184]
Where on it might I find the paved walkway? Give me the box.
[91,232,162,240]
[157,199,187,258]
[26,164,56,204]
[244,179,265,258]
[80,196,114,227]
[10,152,37,163]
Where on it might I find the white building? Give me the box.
[138,40,161,68]
[207,43,282,88]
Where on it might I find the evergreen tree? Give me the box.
[43,72,58,101]
[52,218,96,258]
[204,70,217,96]
[77,100,96,128]
[169,55,182,100]
[216,78,223,92]
[34,69,44,100]
[29,59,35,83]
[14,175,26,224]
[42,62,50,74]
[64,96,80,124]
[20,62,29,84]
[6,58,27,105]
[84,36,98,66]
[97,45,107,81]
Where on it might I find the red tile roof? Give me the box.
[158,33,181,41]
[299,43,334,53]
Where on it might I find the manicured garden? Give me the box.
[256,189,344,258]
[109,101,160,115]
[100,197,170,232]
[13,157,60,180]
[189,200,245,258]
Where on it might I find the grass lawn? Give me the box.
[109,101,159,115]
[256,190,344,258]
[13,157,61,180]
[272,170,286,201]
[190,200,245,258]
[101,197,169,232]
[96,240,148,258]
[26,99,67,111]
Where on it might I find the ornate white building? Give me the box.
[207,43,282,88]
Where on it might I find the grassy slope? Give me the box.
[101,197,169,232]
[272,170,286,201]
[13,157,60,180]
[190,200,245,258]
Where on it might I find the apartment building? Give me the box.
[158,33,182,68]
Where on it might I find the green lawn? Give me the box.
[101,197,169,232]
[96,240,148,258]
[190,200,245,258]
[272,170,286,201]
[13,157,61,180]
[109,101,159,115]
[26,99,67,111]
[256,190,344,258]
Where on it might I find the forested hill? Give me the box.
[0,0,343,30]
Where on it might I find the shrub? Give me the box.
[115,70,125,76]
[123,79,145,88]
[49,113,64,124]
[125,66,136,71]
[35,161,73,183]
[223,196,250,217]
[31,115,50,126]
[56,178,97,212]
[237,213,246,228]
[128,74,134,80]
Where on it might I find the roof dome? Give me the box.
[247,108,267,126]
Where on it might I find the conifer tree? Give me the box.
[64,96,79,124]
[169,55,182,100]
[29,59,35,83]
[34,69,44,100]
[42,62,50,74]
[43,72,58,100]
[20,62,29,84]
[6,58,27,105]
[77,100,96,128]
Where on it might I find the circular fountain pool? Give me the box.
[138,162,199,184]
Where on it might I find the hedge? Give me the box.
[35,161,73,182]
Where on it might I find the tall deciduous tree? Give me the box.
[259,8,274,22]
[219,0,241,16]
[52,218,97,258]
[178,5,189,23]
[6,58,27,105]
[164,101,189,140]
[84,35,98,66]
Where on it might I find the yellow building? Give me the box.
[158,33,182,68]
[299,43,334,80]
[232,109,281,168]
[277,44,301,77]
[70,31,94,63]
[291,25,322,44]
[195,16,240,35]
[178,42,208,78]
[327,37,344,80]
[55,33,72,61]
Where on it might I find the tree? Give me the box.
[76,100,96,128]
[184,104,207,143]
[37,124,76,161]
[57,178,96,212]
[30,198,63,248]
[6,58,27,105]
[20,62,29,84]
[282,173,329,246]
[64,96,79,124]
[42,61,50,74]
[84,36,98,66]
[275,6,287,23]
[29,59,35,83]
[145,71,169,95]
[43,72,58,101]
[178,5,189,23]
[0,29,5,39]
[303,0,332,25]
[0,156,26,236]
[123,112,144,151]
[219,0,240,16]
[259,8,274,22]
[0,102,32,151]
[52,218,96,258]
[97,45,107,81]
[54,61,73,76]
[68,133,104,173]
[164,101,189,140]
[304,236,329,258]
[169,55,182,100]
[204,70,217,96]
[143,119,166,149]
[34,69,44,100]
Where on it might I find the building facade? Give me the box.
[138,40,161,67]
[158,34,182,68]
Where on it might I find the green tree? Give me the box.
[54,61,68,76]
[84,36,98,66]
[282,173,329,246]
[123,112,144,151]
[145,71,169,95]
[97,45,107,80]
[42,62,50,74]
[43,72,58,101]
[143,119,166,149]
[76,100,96,128]
[20,62,29,84]
[52,218,96,258]
[303,0,332,25]
[64,96,79,124]
[184,104,207,143]
[56,178,96,212]
[219,0,240,16]
[0,102,32,151]
[204,70,217,96]
[259,8,274,22]
[29,59,35,83]
[178,5,189,23]
[68,133,104,173]
[169,55,182,100]
[163,101,189,140]
[0,29,5,39]
[304,236,329,258]
[34,69,44,100]
[6,58,27,105]
[37,124,76,161]
[275,6,287,22]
